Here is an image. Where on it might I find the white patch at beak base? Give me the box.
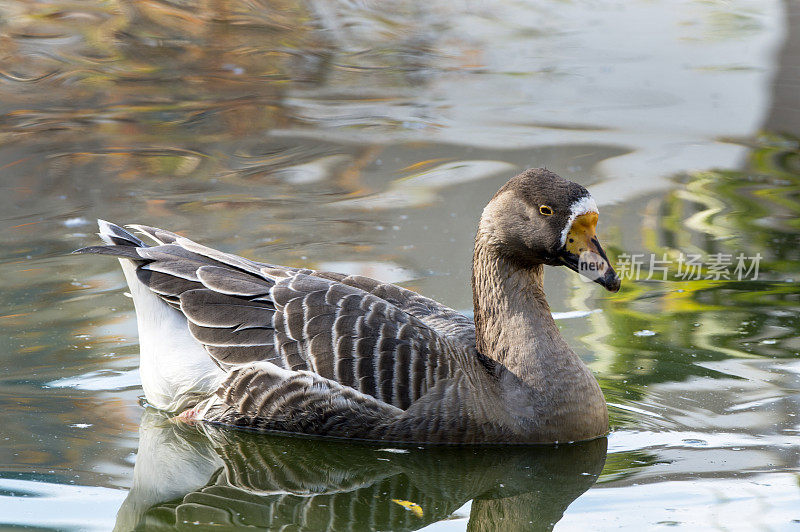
[560,195,599,247]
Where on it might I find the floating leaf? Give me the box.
[392,499,423,518]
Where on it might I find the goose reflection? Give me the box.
[116,410,607,531]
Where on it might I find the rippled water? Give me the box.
[1,0,799,530]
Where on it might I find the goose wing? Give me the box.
[79,223,486,411]
[307,270,476,348]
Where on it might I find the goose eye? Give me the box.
[539,205,554,216]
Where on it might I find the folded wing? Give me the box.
[78,223,484,413]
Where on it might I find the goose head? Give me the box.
[479,168,620,292]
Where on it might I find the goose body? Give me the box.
[76,168,620,443]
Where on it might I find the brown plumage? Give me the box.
[75,168,620,443]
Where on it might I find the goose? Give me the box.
[75,168,620,444]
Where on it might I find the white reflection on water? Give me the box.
[333,160,517,209]
[46,369,141,391]
[0,479,125,531]
[285,0,784,201]
[561,474,800,530]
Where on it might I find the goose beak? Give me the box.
[559,212,620,292]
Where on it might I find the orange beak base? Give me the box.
[560,212,620,292]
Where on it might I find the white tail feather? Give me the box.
[118,259,223,411]
[94,217,226,413]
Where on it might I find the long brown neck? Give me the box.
[471,232,572,381]
[471,230,608,441]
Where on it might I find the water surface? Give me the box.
[1,0,799,530]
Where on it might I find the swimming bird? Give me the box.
[75,168,620,443]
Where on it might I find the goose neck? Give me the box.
[471,235,570,372]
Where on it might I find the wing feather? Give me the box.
[188,321,274,347]
[127,224,182,245]
[136,268,200,297]
[206,345,279,365]
[180,289,274,329]
[197,265,272,297]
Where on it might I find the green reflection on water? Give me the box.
[594,134,800,430]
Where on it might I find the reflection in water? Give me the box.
[116,411,606,532]
[592,134,800,469]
